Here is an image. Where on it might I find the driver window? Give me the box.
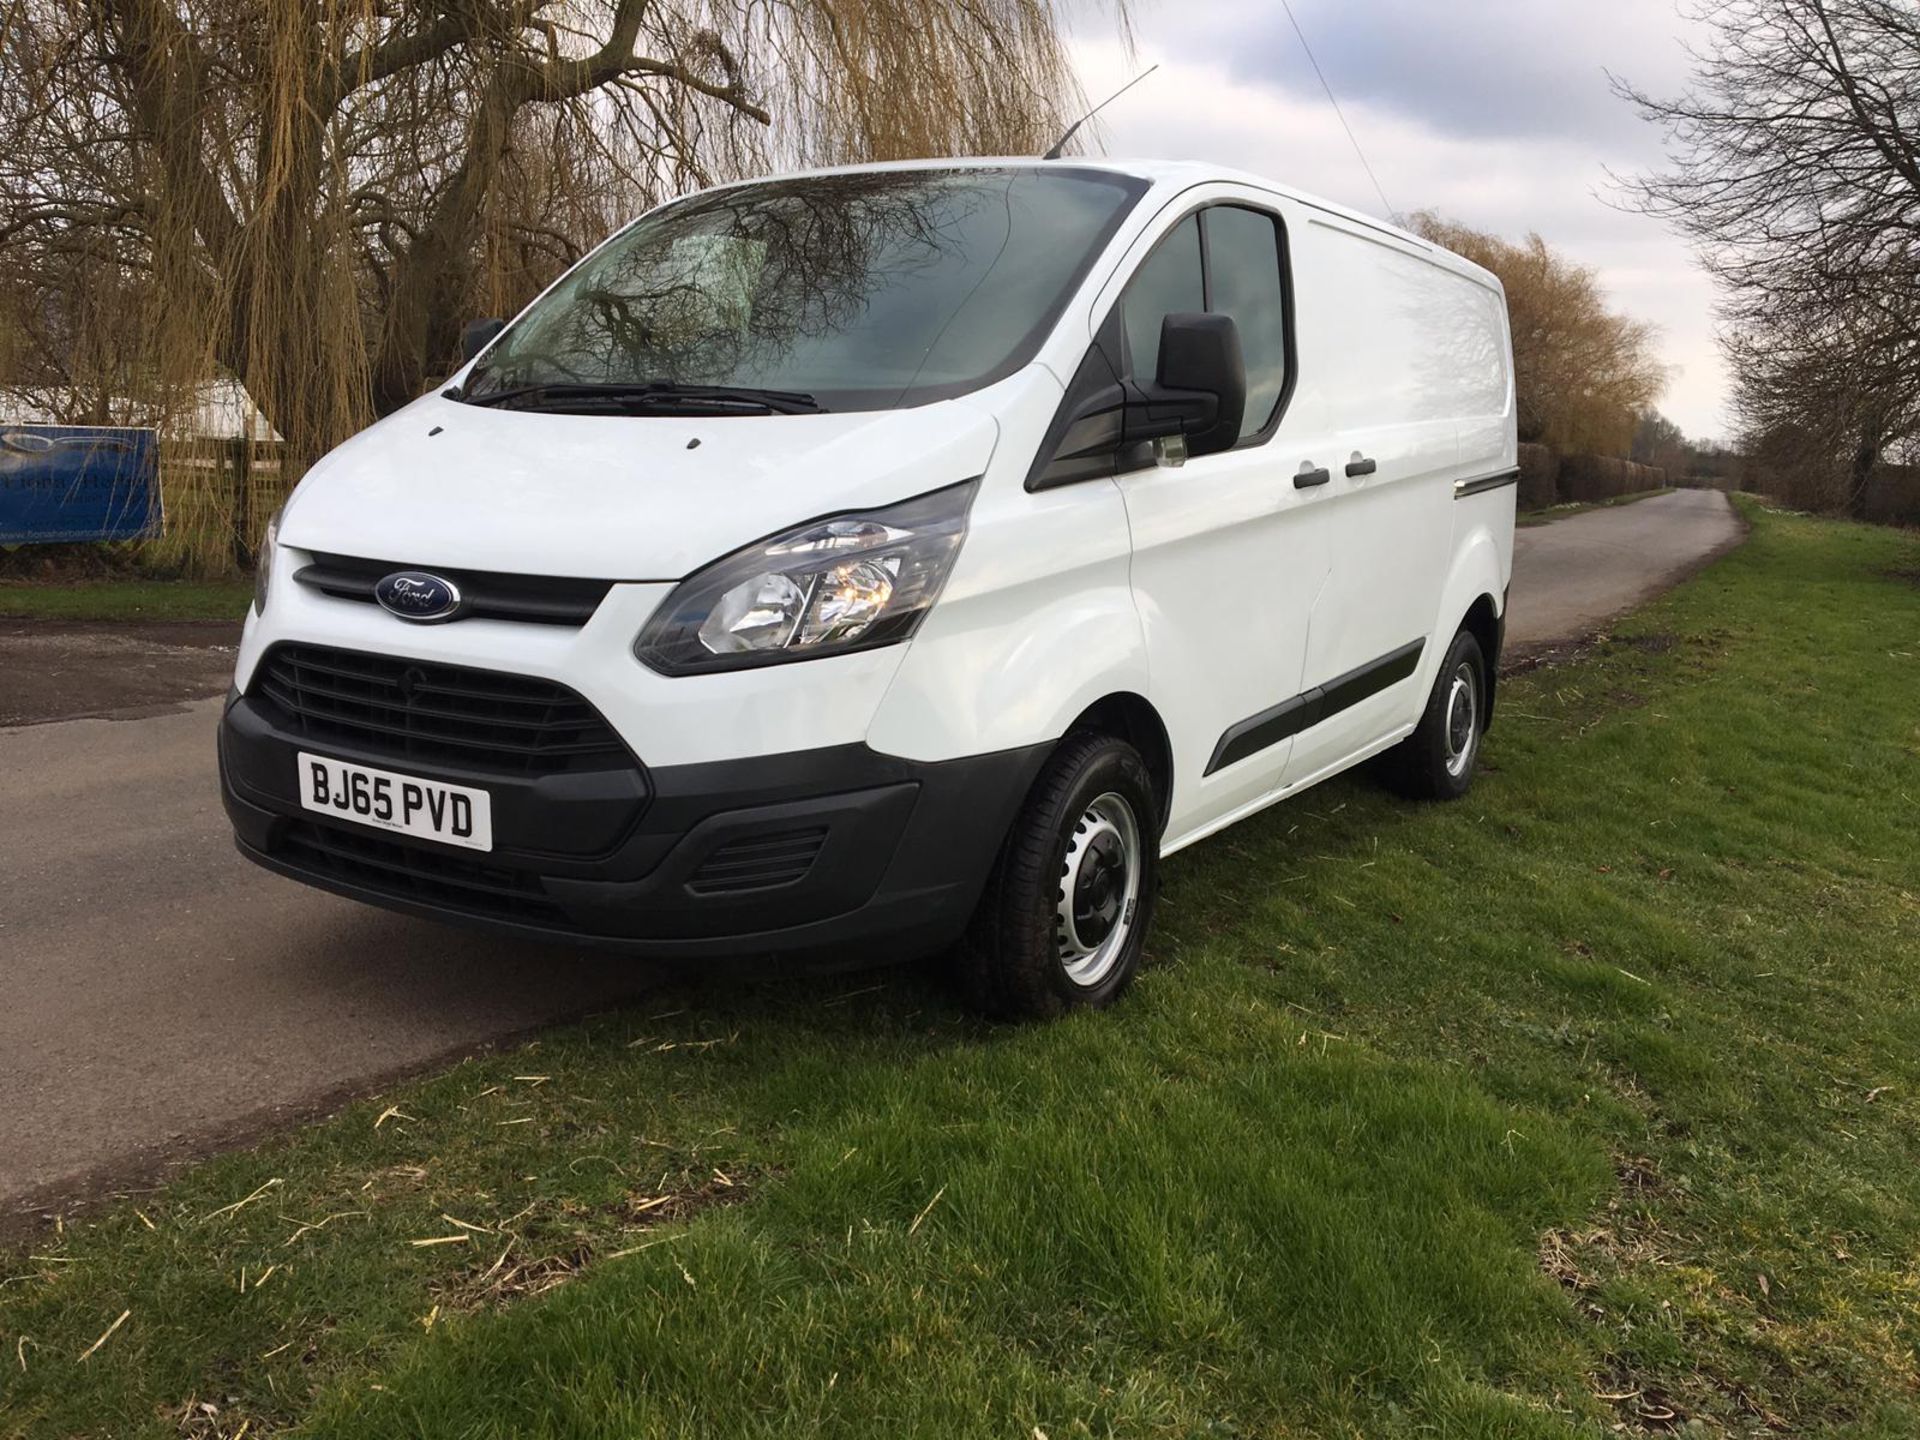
[1120,215,1203,382]
[1206,206,1289,439]
[1117,204,1290,444]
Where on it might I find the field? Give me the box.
[4,500,1918,1438]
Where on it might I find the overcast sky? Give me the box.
[1066,0,1729,442]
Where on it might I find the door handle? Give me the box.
[1345,454,1377,478]
[1294,463,1331,489]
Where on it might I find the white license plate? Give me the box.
[296,751,493,851]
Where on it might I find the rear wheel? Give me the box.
[1387,628,1486,800]
[958,732,1159,1020]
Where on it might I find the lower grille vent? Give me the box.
[276,821,571,928]
[255,644,629,776]
[686,827,829,894]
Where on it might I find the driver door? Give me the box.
[1104,195,1337,844]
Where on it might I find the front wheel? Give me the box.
[958,733,1160,1020]
[1387,629,1487,801]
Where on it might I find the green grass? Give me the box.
[0,578,252,621]
[6,500,1920,1437]
[1517,486,1674,526]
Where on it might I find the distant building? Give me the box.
[0,379,279,442]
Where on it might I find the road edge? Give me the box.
[1501,490,1750,675]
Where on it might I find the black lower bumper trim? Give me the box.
[220,698,1049,962]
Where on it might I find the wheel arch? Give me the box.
[1063,691,1175,834]
[1434,528,1508,731]
[1459,591,1504,728]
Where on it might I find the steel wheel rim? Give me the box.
[1054,790,1143,988]
[1444,661,1479,778]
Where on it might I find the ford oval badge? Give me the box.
[374,570,463,623]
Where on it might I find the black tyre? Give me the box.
[1386,628,1487,800]
[958,732,1160,1020]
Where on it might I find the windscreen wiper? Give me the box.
[457,380,826,414]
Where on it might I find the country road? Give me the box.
[1504,488,1744,655]
[0,489,1743,1216]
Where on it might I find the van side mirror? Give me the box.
[1124,312,1246,459]
[460,317,506,364]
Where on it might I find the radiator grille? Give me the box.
[254,644,630,776]
[295,554,611,626]
[686,826,830,894]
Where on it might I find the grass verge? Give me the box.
[5,500,1919,1437]
[0,579,252,622]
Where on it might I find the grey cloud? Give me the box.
[1078,0,1731,438]
[1176,0,1696,158]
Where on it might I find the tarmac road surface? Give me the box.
[1503,488,1744,657]
[0,699,671,1219]
[0,487,1744,1217]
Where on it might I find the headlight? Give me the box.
[635,480,976,674]
[253,508,281,616]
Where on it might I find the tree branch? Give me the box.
[325,6,485,115]
[99,0,243,260]
[512,0,770,123]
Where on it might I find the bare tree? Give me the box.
[1723,282,1920,510]
[1632,409,1687,471]
[1409,212,1667,458]
[0,0,1106,481]
[1616,0,1920,514]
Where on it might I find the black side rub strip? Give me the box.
[1205,638,1426,776]
[1454,468,1520,499]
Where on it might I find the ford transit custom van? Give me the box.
[220,159,1517,1018]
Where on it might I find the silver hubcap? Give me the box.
[1444,661,1479,778]
[1054,791,1143,988]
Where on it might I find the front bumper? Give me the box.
[219,692,1048,962]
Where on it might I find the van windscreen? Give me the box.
[462,168,1148,414]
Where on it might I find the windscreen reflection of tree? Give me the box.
[495,173,980,395]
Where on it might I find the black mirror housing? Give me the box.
[1126,312,1246,458]
[460,317,506,365]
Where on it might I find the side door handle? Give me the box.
[1294,463,1331,489]
[1345,454,1377,478]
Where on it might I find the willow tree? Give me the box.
[0,0,1102,489]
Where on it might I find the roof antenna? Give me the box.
[1043,64,1160,161]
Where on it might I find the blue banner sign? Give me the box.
[0,425,161,543]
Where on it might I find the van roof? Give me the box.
[729,156,1504,294]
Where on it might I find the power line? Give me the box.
[1278,0,1396,219]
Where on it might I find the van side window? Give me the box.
[1120,214,1204,382]
[1118,205,1290,444]
[1204,206,1288,439]
[1028,201,1294,489]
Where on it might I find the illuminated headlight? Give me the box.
[636,481,976,674]
[253,508,281,617]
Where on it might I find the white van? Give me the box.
[221,159,1516,1018]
